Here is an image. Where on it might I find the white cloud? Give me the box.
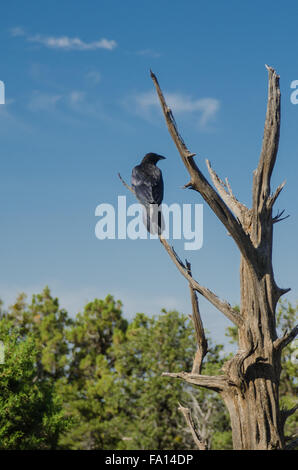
[26,89,112,125]
[126,90,220,129]
[9,26,26,37]
[29,34,117,51]
[28,90,87,113]
[166,94,219,127]
[10,27,117,51]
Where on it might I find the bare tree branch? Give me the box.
[178,403,208,450]
[163,371,227,392]
[253,65,281,205]
[267,180,286,209]
[272,209,290,224]
[273,324,298,351]
[118,172,135,195]
[150,70,257,270]
[186,260,208,374]
[159,236,243,327]
[280,405,298,428]
[205,159,251,232]
[251,65,281,245]
[186,390,214,449]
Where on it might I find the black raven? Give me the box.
[131,152,166,235]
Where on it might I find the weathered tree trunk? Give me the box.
[119,66,298,450]
[147,66,298,450]
[222,258,283,449]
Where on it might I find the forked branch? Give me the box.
[251,65,281,248]
[267,180,286,209]
[206,159,252,232]
[273,324,298,351]
[272,209,290,224]
[253,65,281,211]
[150,70,257,269]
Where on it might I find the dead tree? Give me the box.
[148,66,298,450]
[119,66,297,450]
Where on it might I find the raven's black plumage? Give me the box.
[131,152,166,234]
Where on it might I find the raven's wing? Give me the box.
[151,167,164,206]
[131,165,164,206]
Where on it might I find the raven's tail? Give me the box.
[143,204,164,236]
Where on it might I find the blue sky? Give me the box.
[0,0,297,349]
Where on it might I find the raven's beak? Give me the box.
[158,155,166,160]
